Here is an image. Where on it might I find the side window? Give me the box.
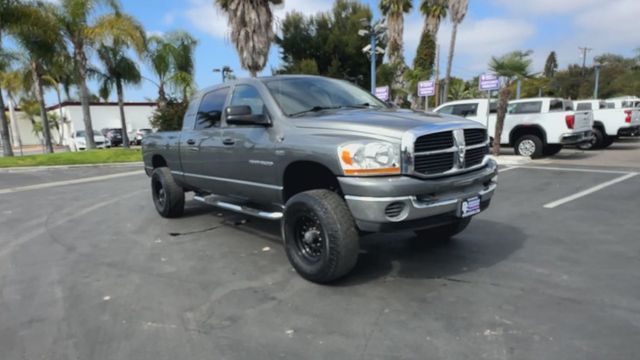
[437,105,454,115]
[549,100,564,112]
[195,88,229,130]
[489,102,498,114]
[229,85,265,116]
[605,102,615,109]
[182,96,201,130]
[452,103,478,117]
[576,103,592,111]
[598,102,607,109]
[509,101,542,114]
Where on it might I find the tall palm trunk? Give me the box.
[54,86,65,145]
[116,79,129,148]
[443,22,459,101]
[0,86,13,157]
[492,84,510,156]
[74,43,96,149]
[158,82,167,108]
[32,61,54,153]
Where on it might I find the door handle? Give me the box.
[186,139,196,145]
[222,138,236,146]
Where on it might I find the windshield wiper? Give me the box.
[289,106,342,117]
[342,102,381,109]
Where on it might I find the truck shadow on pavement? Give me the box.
[337,219,526,286]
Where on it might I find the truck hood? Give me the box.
[293,109,479,139]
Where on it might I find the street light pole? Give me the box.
[370,34,376,93]
[593,64,601,99]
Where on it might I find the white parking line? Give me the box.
[0,170,144,195]
[499,166,520,173]
[516,165,632,175]
[543,172,638,209]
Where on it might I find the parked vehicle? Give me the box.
[573,100,640,149]
[70,130,110,151]
[142,76,498,283]
[128,128,153,145]
[434,97,593,158]
[605,96,640,110]
[101,128,124,146]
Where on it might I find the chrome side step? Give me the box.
[193,195,283,220]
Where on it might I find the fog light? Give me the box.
[385,202,407,221]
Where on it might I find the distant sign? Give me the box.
[375,86,390,101]
[417,80,435,97]
[479,74,500,91]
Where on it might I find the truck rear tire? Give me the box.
[514,135,544,158]
[151,167,185,218]
[602,135,615,148]
[578,127,603,150]
[543,144,563,156]
[414,218,471,241]
[283,190,359,284]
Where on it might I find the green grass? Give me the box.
[0,148,143,168]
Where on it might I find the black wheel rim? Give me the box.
[293,213,325,263]
[153,179,166,209]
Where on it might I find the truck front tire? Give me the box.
[151,167,185,218]
[514,135,543,158]
[578,127,604,150]
[283,190,359,283]
[414,218,471,241]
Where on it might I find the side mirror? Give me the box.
[225,105,269,126]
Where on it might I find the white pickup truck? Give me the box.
[434,97,593,158]
[573,100,640,149]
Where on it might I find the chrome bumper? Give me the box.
[560,130,592,145]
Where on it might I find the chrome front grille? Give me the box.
[404,127,489,178]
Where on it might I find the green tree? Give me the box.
[216,0,282,77]
[56,0,146,149]
[149,98,188,131]
[443,0,468,100]
[95,43,144,147]
[277,1,379,87]
[544,51,558,78]
[489,51,532,156]
[8,1,63,153]
[413,0,447,108]
[146,31,198,106]
[42,52,75,145]
[379,0,412,105]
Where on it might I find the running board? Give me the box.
[193,195,283,220]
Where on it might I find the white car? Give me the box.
[434,97,593,158]
[573,100,640,149]
[70,130,110,151]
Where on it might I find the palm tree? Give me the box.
[146,31,197,105]
[0,0,25,157]
[42,52,75,145]
[7,2,62,154]
[95,42,143,148]
[442,0,468,100]
[489,51,532,156]
[0,67,24,154]
[56,0,146,149]
[216,0,282,77]
[415,0,448,108]
[379,0,412,106]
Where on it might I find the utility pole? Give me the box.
[434,45,441,106]
[358,18,386,94]
[593,64,601,99]
[578,46,592,77]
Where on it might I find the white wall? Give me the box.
[56,103,157,143]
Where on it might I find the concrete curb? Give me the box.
[490,155,533,166]
[0,162,143,173]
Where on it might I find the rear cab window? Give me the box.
[508,101,543,114]
[194,88,230,130]
[576,103,592,111]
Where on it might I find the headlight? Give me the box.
[338,141,401,176]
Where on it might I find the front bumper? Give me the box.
[560,130,592,145]
[340,160,498,232]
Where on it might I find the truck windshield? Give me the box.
[264,77,388,117]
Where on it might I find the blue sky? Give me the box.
[41,0,640,105]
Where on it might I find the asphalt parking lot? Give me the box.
[1,140,639,360]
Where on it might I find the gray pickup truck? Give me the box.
[142,75,498,283]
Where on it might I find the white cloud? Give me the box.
[184,0,334,40]
[404,17,536,75]
[573,0,640,48]
[491,0,601,14]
